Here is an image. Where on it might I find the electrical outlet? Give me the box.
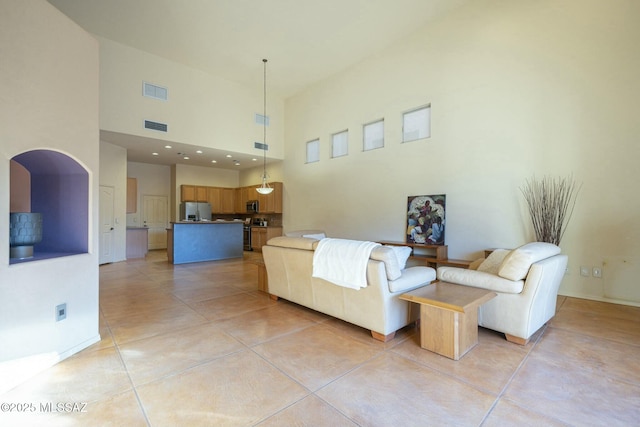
[593,267,602,278]
[56,303,67,321]
[580,266,590,277]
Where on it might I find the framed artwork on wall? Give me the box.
[406,194,446,245]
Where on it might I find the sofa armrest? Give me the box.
[437,266,524,294]
[388,266,436,293]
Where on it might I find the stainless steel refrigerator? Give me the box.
[180,202,212,221]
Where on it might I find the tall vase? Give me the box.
[9,212,43,259]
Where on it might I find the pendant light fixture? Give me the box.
[256,58,274,195]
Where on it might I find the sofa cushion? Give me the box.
[371,246,402,280]
[497,242,561,281]
[478,249,511,274]
[302,233,326,240]
[386,245,412,270]
[438,267,524,294]
[388,266,436,293]
[266,236,317,251]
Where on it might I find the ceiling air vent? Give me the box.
[254,142,268,150]
[144,120,168,132]
[143,81,168,101]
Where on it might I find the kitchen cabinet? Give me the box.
[207,187,235,213]
[181,185,207,202]
[251,226,282,252]
[126,177,137,213]
[220,188,235,213]
[126,227,148,258]
[180,182,282,214]
[257,182,283,213]
[235,187,247,213]
[207,187,221,212]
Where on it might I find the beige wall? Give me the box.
[283,0,640,305]
[126,161,171,228]
[0,0,100,368]
[98,37,285,160]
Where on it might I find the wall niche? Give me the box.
[9,150,89,264]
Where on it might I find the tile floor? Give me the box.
[2,250,640,426]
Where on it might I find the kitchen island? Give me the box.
[167,221,243,264]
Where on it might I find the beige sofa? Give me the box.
[437,242,568,344]
[262,236,436,341]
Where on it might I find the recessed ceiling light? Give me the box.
[196,150,203,154]
[164,145,172,149]
[183,156,190,160]
[211,160,217,163]
[152,152,159,156]
[226,154,232,158]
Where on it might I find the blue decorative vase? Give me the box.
[9,213,43,259]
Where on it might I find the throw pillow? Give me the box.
[477,249,511,275]
[498,242,561,281]
[385,245,412,270]
[302,233,326,240]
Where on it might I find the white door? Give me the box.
[99,185,115,264]
[143,195,168,250]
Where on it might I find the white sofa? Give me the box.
[437,242,568,344]
[262,236,436,341]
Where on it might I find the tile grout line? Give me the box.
[98,300,153,427]
[476,324,567,427]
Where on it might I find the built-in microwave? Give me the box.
[246,200,259,213]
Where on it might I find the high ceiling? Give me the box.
[47,0,470,169]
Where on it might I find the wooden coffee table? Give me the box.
[400,281,496,360]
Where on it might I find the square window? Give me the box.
[403,105,431,142]
[306,139,320,163]
[331,130,348,158]
[363,120,384,151]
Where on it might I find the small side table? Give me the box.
[400,282,496,360]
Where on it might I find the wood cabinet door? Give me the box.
[181,185,196,202]
[256,182,282,213]
[265,227,283,241]
[195,186,208,202]
[207,187,221,213]
[235,187,246,213]
[221,188,235,213]
[126,177,137,213]
[272,182,283,213]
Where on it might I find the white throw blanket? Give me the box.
[312,238,380,290]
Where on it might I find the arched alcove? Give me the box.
[10,150,89,264]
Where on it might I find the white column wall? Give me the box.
[0,0,100,365]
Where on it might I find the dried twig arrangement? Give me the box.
[520,175,581,246]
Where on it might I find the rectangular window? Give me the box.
[363,119,384,151]
[306,139,320,163]
[402,105,431,142]
[331,130,349,158]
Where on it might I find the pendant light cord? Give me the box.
[263,58,267,177]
